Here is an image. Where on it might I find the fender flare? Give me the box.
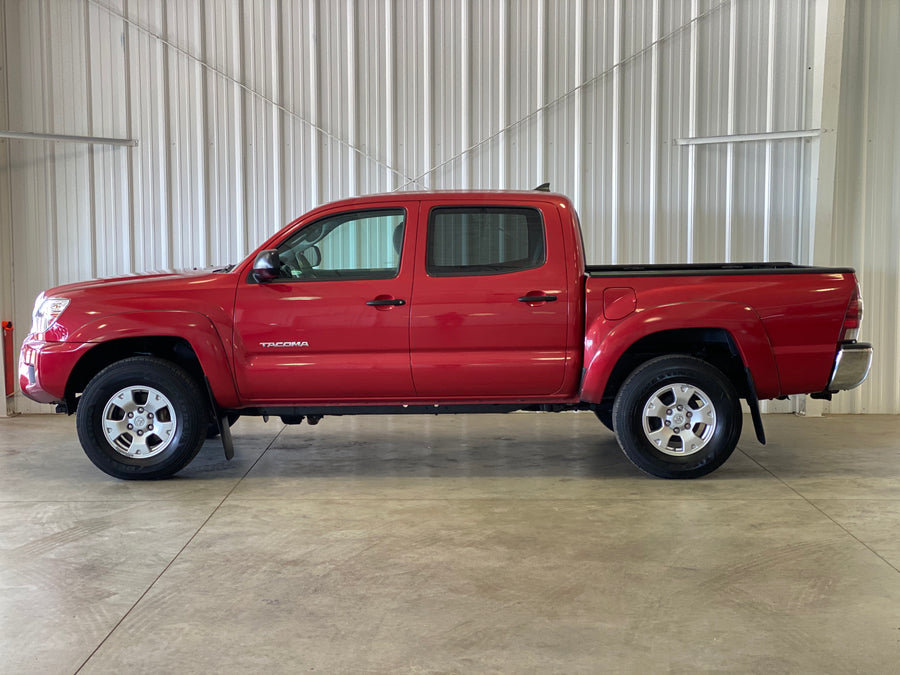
[580,301,781,403]
[68,311,240,408]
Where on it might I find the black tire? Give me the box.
[76,356,207,480]
[612,355,742,479]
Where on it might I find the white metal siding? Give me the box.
[0,0,895,414]
[829,0,900,414]
[0,0,11,414]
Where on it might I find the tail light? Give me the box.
[840,286,863,342]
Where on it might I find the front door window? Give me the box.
[274,209,406,281]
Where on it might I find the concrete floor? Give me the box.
[1,412,900,674]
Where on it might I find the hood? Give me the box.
[32,266,240,343]
[47,267,227,297]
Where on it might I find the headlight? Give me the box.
[31,295,70,334]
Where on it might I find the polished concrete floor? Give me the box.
[2,411,900,674]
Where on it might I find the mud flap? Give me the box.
[204,376,234,461]
[744,367,766,445]
[218,412,235,461]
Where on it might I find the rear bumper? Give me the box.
[827,342,873,391]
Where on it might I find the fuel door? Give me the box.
[603,287,636,320]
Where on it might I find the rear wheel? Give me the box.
[612,355,742,479]
[76,357,207,480]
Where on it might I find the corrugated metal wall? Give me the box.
[828,0,900,414]
[0,0,11,416]
[0,0,895,414]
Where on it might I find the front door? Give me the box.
[233,206,415,403]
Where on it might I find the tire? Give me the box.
[76,356,207,480]
[612,355,742,479]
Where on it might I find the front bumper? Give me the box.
[19,338,92,405]
[827,342,873,391]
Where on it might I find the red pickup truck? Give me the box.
[19,190,872,480]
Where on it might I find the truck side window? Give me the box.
[426,206,545,277]
[275,208,406,280]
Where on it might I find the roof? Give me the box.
[309,189,571,211]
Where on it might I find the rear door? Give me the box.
[409,200,570,397]
[233,205,415,402]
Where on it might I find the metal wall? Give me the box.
[828,0,900,414]
[0,0,894,414]
[0,0,12,414]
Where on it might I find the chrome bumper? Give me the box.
[827,342,873,391]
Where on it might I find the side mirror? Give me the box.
[251,249,280,283]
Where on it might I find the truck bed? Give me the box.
[586,262,855,277]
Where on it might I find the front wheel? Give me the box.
[76,357,207,480]
[612,356,742,479]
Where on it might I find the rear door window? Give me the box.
[425,206,545,277]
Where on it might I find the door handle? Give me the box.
[366,298,406,306]
[518,294,557,303]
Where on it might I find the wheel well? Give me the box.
[65,337,206,412]
[599,328,748,405]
